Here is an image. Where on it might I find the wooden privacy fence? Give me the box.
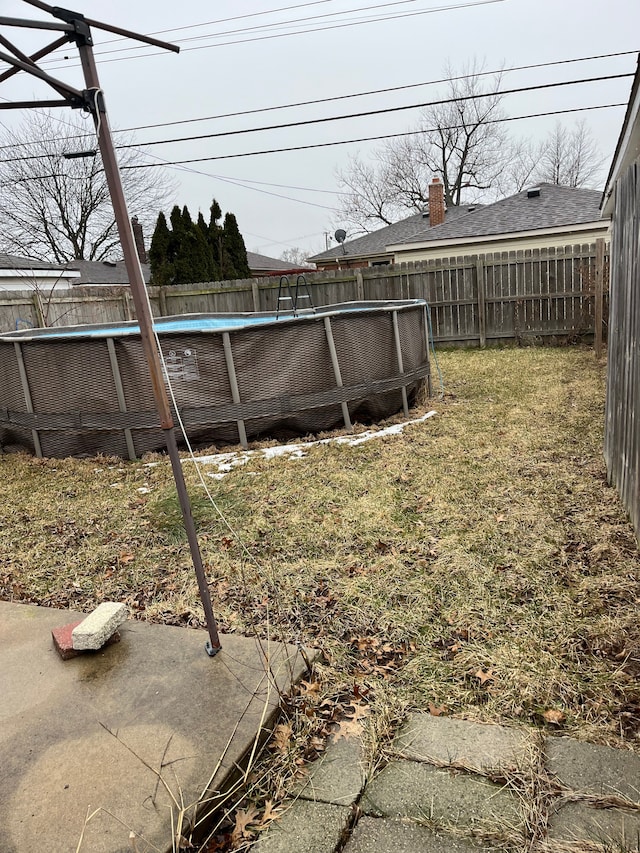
[0,243,608,345]
[605,159,640,540]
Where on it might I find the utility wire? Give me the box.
[116,72,633,150]
[0,73,629,165]
[39,0,507,69]
[1,101,623,186]
[71,0,426,58]
[119,102,626,167]
[2,50,635,151]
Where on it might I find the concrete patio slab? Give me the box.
[293,736,366,806]
[0,601,308,853]
[546,737,640,802]
[391,714,530,773]
[548,801,640,851]
[252,799,351,853]
[360,759,524,830]
[342,816,491,852]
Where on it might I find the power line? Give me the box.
[119,102,626,167]
[112,73,636,151]
[75,0,425,59]
[38,0,508,69]
[116,50,640,132]
[2,50,635,152]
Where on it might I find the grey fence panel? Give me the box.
[605,160,640,541]
[0,244,606,345]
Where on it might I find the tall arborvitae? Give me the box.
[149,211,174,285]
[207,199,223,279]
[150,198,249,285]
[222,212,251,279]
[196,212,217,281]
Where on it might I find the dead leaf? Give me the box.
[119,552,135,564]
[299,680,320,697]
[232,804,260,843]
[271,722,293,752]
[474,668,495,685]
[542,708,565,725]
[331,716,364,741]
[496,515,506,523]
[428,702,448,717]
[260,800,279,826]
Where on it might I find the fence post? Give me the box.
[158,286,168,317]
[355,268,365,301]
[251,279,260,312]
[475,258,486,347]
[32,290,45,328]
[594,237,605,359]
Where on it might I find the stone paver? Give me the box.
[360,759,523,830]
[343,816,491,852]
[546,737,640,802]
[252,799,351,853]
[548,801,640,851]
[71,602,128,650]
[294,736,366,806]
[392,714,529,773]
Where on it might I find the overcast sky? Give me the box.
[1,0,638,259]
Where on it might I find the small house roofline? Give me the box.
[602,53,640,217]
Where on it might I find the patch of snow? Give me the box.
[191,411,437,479]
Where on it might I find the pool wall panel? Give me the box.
[0,301,430,458]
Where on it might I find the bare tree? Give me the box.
[336,60,513,231]
[280,247,314,266]
[0,111,175,262]
[534,119,603,188]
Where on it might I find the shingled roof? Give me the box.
[0,253,68,271]
[308,205,475,263]
[390,184,604,248]
[310,184,605,264]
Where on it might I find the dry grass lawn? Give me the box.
[2,346,639,762]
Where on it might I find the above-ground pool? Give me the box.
[0,300,431,459]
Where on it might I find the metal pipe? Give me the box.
[0,34,68,85]
[76,35,221,655]
[392,311,409,417]
[222,331,248,450]
[13,341,42,458]
[423,304,433,397]
[106,337,136,461]
[323,316,352,432]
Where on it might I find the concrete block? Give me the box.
[343,816,489,852]
[360,759,523,830]
[392,714,529,773]
[293,736,366,806]
[72,602,128,651]
[252,799,351,853]
[52,621,121,660]
[548,801,640,851]
[546,737,640,802]
[52,621,83,660]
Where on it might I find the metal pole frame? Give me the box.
[392,311,410,418]
[222,331,248,450]
[323,316,353,433]
[13,341,43,458]
[0,6,221,655]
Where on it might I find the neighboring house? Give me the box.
[246,251,314,277]
[309,179,609,270]
[601,54,640,539]
[69,258,151,286]
[0,254,80,291]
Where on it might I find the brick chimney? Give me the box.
[131,216,148,264]
[428,177,445,228]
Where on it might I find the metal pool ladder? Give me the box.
[276,274,315,317]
